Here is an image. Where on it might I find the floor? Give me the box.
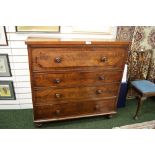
[0,98,155,129]
[117,120,155,129]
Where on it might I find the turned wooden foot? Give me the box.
[106,114,113,119]
[133,115,138,120]
[35,123,43,127]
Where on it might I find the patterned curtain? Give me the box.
[116,26,155,83]
[116,26,135,41]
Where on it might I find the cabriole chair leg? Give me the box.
[133,96,146,120]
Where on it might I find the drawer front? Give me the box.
[33,70,123,87]
[31,47,126,70]
[33,83,119,104]
[33,98,116,120]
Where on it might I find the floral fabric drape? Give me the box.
[116,26,135,41]
[116,26,155,83]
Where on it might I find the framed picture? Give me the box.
[16,26,60,33]
[0,26,8,46]
[0,81,16,100]
[0,54,12,77]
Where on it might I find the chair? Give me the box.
[131,80,155,120]
[129,49,155,120]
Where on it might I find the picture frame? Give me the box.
[0,26,8,46]
[0,81,16,100]
[0,54,12,77]
[15,26,60,33]
[71,26,113,35]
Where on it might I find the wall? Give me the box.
[0,27,32,109]
[0,26,117,109]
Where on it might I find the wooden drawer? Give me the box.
[33,83,119,104]
[33,70,123,87]
[33,98,116,120]
[32,47,126,71]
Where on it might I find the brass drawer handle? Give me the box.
[54,79,61,84]
[96,89,103,94]
[99,76,104,80]
[55,57,62,63]
[55,93,61,98]
[100,56,108,63]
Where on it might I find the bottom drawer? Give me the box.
[33,98,116,121]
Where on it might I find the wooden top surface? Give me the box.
[25,37,130,46]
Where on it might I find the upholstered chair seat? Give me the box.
[131,80,155,120]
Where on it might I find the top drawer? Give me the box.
[31,47,126,71]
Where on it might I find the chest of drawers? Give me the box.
[26,38,130,126]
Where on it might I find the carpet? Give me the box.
[0,98,155,129]
[114,120,155,129]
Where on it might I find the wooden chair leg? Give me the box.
[133,96,146,120]
[126,82,135,99]
[126,82,130,99]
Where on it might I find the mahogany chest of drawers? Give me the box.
[26,37,130,126]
